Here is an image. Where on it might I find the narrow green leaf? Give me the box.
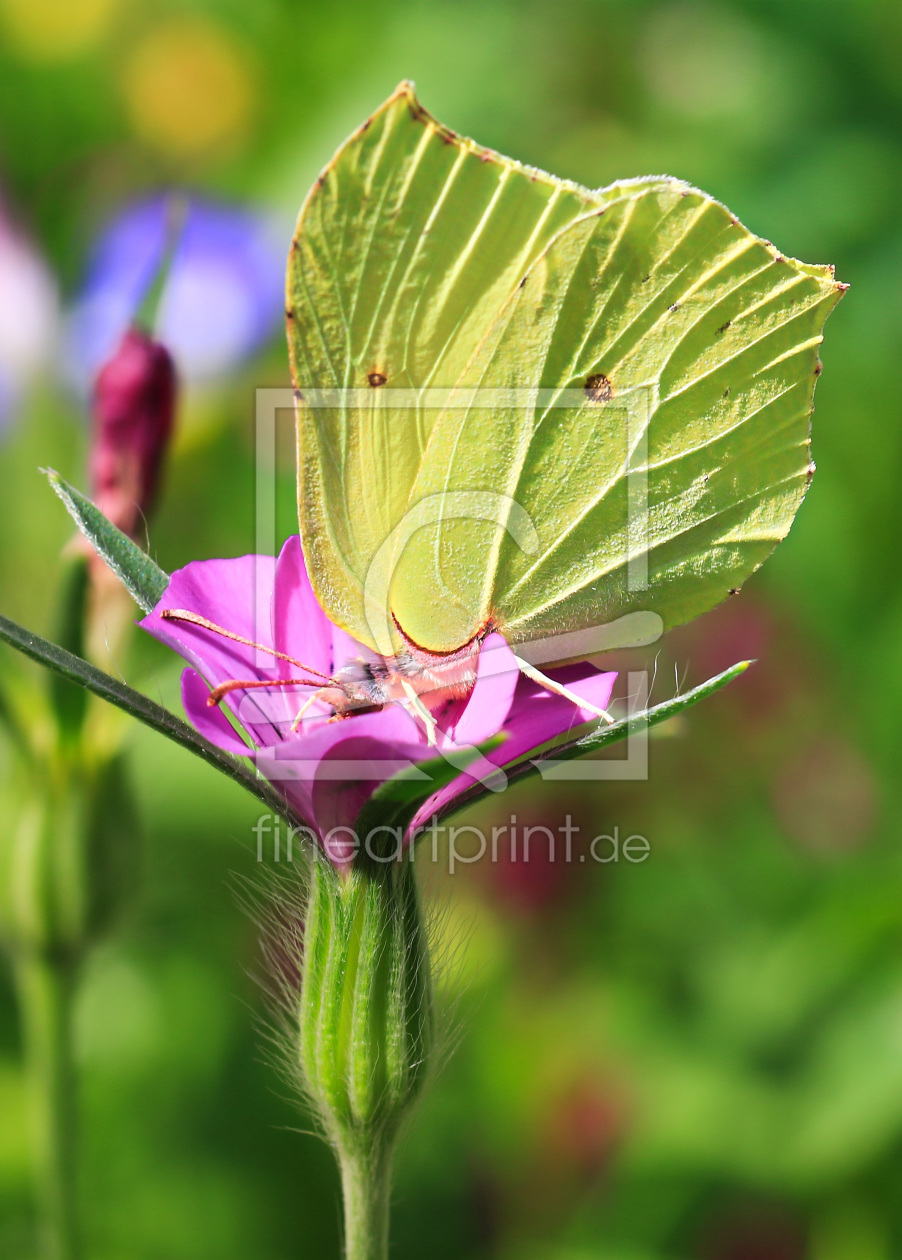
[437,660,751,821]
[44,469,169,614]
[0,612,298,827]
[551,659,751,763]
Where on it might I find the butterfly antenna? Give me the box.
[161,609,336,682]
[512,655,616,725]
[207,676,326,707]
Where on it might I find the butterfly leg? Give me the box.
[290,689,325,733]
[400,680,438,746]
[512,655,616,725]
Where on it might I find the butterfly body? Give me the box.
[331,637,483,712]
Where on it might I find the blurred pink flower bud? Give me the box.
[543,1075,625,1184]
[90,326,175,537]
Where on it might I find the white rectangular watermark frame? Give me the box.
[249,387,659,784]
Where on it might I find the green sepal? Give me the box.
[44,469,170,613]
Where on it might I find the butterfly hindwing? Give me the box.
[389,183,843,655]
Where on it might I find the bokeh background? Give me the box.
[0,1,900,1257]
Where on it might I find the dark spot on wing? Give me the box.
[668,302,680,312]
[368,371,387,388]
[584,373,613,403]
[814,360,823,376]
[728,587,740,596]
[717,320,731,334]
[285,307,294,321]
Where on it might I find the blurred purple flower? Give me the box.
[140,538,616,865]
[65,195,284,388]
[0,202,58,434]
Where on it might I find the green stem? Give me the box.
[339,1141,394,1260]
[15,951,81,1260]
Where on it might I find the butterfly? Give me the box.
[276,82,844,735]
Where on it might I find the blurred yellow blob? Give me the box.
[0,0,120,61]
[122,18,255,158]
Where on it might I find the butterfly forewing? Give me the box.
[287,82,636,650]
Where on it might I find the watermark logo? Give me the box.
[253,812,651,874]
[251,386,661,785]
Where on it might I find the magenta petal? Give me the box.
[142,553,275,671]
[495,665,617,758]
[443,633,520,746]
[310,729,431,863]
[270,535,375,685]
[270,536,336,678]
[181,668,254,755]
[256,707,428,856]
[141,553,301,745]
[142,556,269,684]
[546,663,617,720]
[413,666,617,827]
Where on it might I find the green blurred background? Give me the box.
[0,1,900,1256]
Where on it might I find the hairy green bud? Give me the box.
[298,852,432,1259]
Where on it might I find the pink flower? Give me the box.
[141,537,615,864]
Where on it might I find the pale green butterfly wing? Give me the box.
[286,81,675,648]
[389,182,844,655]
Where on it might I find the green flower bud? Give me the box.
[299,853,432,1139]
[294,851,433,1259]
